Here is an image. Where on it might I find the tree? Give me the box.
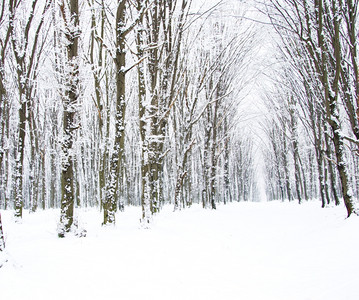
[103,0,148,224]
[0,0,12,210]
[0,212,4,251]
[102,0,127,225]
[58,0,80,237]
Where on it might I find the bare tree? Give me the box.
[103,0,147,224]
[58,0,80,236]
[102,1,127,225]
[0,212,4,251]
[0,0,12,210]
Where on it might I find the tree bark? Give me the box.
[58,0,80,236]
[0,212,5,251]
[103,0,127,225]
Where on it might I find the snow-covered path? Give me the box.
[1,201,358,300]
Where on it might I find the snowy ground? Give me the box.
[1,201,359,300]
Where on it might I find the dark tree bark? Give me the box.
[103,0,140,224]
[0,212,5,251]
[289,99,302,204]
[318,0,355,217]
[58,0,80,236]
[0,0,12,211]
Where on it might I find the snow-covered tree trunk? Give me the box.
[136,0,154,224]
[146,2,161,215]
[209,97,218,210]
[13,96,26,219]
[324,124,340,206]
[316,114,327,208]
[289,100,302,203]
[0,4,11,206]
[103,1,127,225]
[0,212,4,251]
[9,1,27,219]
[58,0,80,236]
[173,110,195,210]
[202,106,211,208]
[137,0,190,219]
[318,0,355,217]
[282,125,292,201]
[223,119,231,204]
[342,0,359,140]
[268,125,285,201]
[28,110,39,212]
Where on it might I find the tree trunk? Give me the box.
[103,1,127,225]
[58,0,80,236]
[318,0,355,217]
[136,0,152,224]
[209,100,218,210]
[0,212,5,251]
[316,116,327,208]
[289,100,303,203]
[282,127,292,201]
[14,99,26,219]
[324,126,340,205]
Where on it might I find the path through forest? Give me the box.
[0,201,358,300]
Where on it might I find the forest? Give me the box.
[0,1,359,299]
[0,0,358,245]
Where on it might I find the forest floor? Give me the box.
[0,200,359,300]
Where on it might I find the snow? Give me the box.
[1,201,359,300]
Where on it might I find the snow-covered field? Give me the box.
[1,201,359,300]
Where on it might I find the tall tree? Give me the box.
[0,0,12,210]
[103,0,147,224]
[58,0,80,236]
[0,212,4,251]
[102,0,127,225]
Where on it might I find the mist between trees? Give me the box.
[0,0,358,239]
